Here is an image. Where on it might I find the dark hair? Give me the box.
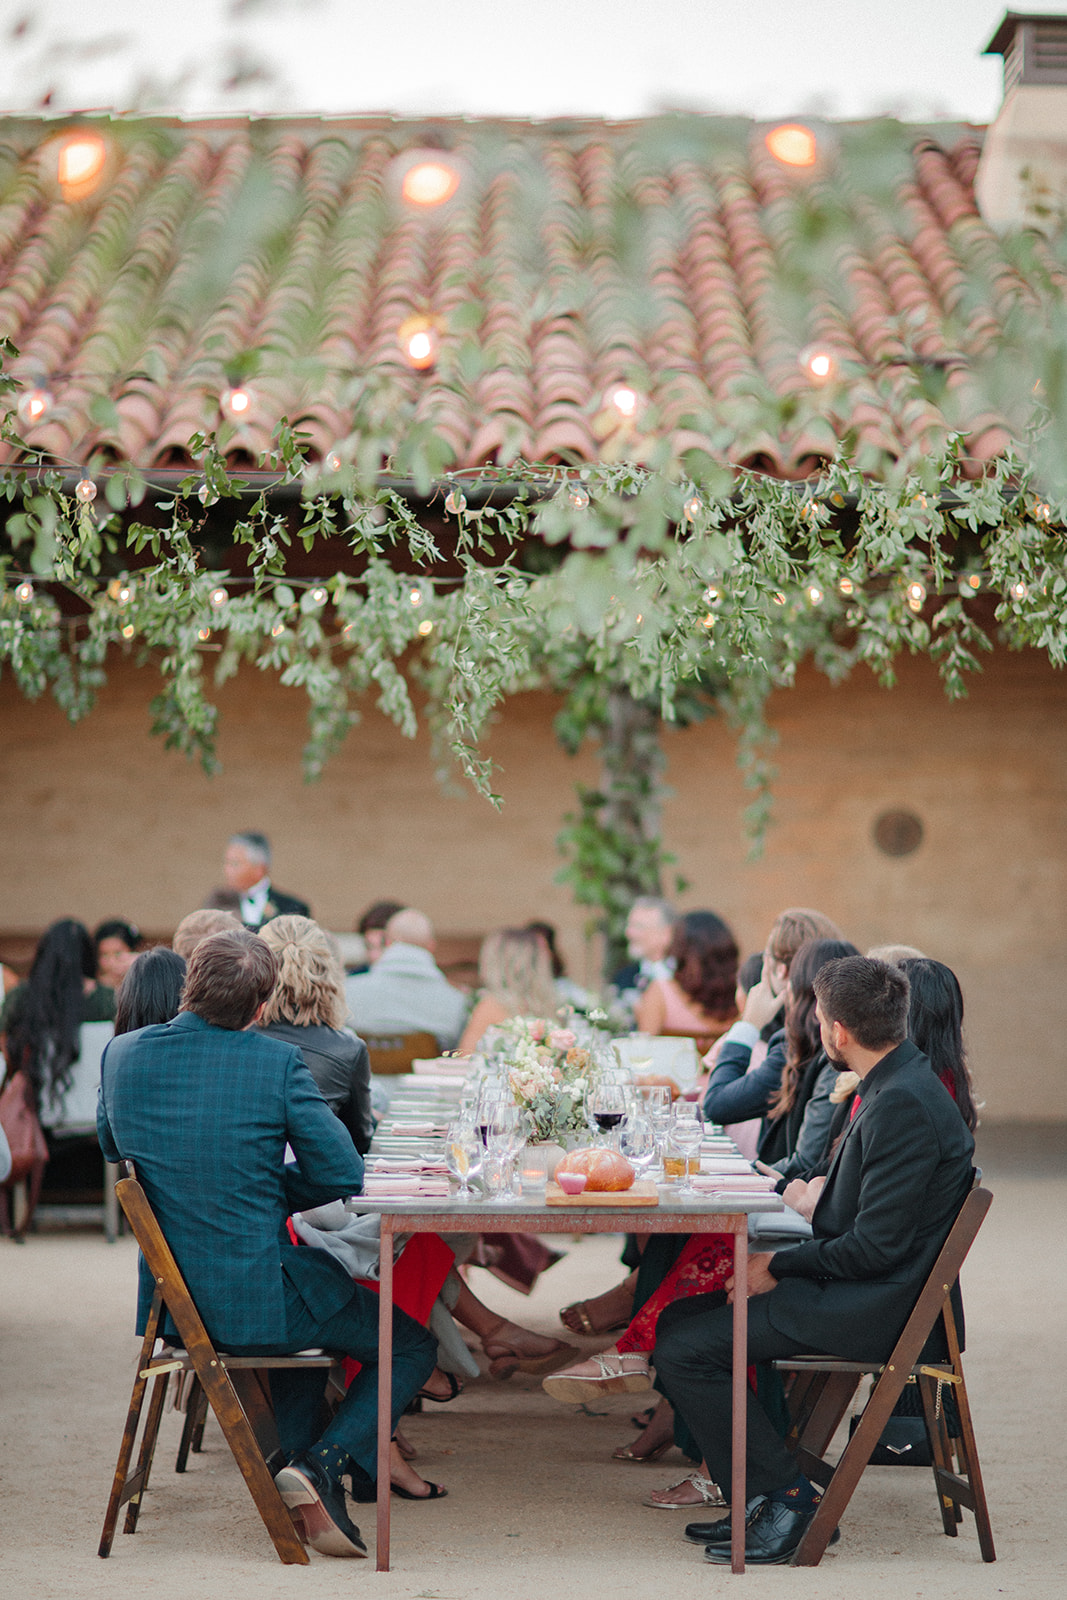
[737,952,763,994]
[7,919,95,1104]
[812,956,909,1052]
[357,899,405,936]
[180,930,278,1030]
[900,958,978,1131]
[771,938,859,1119]
[93,919,141,954]
[670,911,739,1020]
[230,830,271,864]
[525,920,565,980]
[115,948,187,1035]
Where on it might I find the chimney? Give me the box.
[976,11,1067,229]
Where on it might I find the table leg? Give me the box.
[731,1222,749,1575]
[376,1221,394,1572]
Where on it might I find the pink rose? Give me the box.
[528,1019,548,1042]
[549,1028,577,1051]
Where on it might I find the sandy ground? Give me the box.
[2,1132,1065,1599]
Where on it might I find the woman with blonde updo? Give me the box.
[257,915,374,1154]
[457,927,560,1053]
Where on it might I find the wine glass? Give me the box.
[638,1084,672,1175]
[671,1104,704,1199]
[476,1084,511,1148]
[589,1081,628,1146]
[446,1120,483,1203]
[485,1101,521,1203]
[619,1107,656,1180]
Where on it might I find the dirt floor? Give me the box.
[2,1127,1065,1599]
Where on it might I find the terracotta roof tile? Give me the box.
[0,112,1040,476]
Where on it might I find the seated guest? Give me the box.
[612,897,678,994]
[636,911,739,1056]
[172,907,242,961]
[93,919,142,994]
[456,927,558,1053]
[345,908,467,1051]
[98,928,436,1558]
[0,918,115,1112]
[115,948,186,1034]
[351,900,406,973]
[525,920,592,1012]
[899,957,978,1129]
[653,955,975,1564]
[258,916,374,1155]
[222,830,310,930]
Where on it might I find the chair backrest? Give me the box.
[889,1175,992,1369]
[365,1031,439,1075]
[114,1162,224,1363]
[39,1020,114,1131]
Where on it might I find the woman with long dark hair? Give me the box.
[0,918,115,1114]
[761,937,859,1174]
[636,911,739,1054]
[114,948,186,1036]
[900,957,978,1131]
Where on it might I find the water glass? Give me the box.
[670,1106,704,1198]
[446,1120,483,1202]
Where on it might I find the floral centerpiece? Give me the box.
[490,1017,602,1144]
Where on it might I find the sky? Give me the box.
[0,0,1061,126]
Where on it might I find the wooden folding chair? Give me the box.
[99,1162,344,1565]
[364,1030,438,1075]
[775,1178,995,1566]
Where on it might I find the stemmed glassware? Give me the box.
[670,1102,704,1199]
[637,1084,672,1176]
[485,1100,522,1203]
[445,1119,483,1203]
[619,1101,656,1180]
[588,1080,628,1146]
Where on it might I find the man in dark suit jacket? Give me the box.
[98,928,435,1558]
[223,830,310,930]
[654,955,975,1566]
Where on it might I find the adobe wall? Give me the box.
[2,645,1064,1122]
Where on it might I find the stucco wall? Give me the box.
[2,645,1064,1121]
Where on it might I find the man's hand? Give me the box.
[782,1175,825,1221]
[726,1252,778,1302]
[741,977,783,1031]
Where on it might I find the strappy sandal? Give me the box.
[643,1472,726,1510]
[612,1438,672,1463]
[559,1293,632,1336]
[542,1350,652,1402]
[417,1371,464,1402]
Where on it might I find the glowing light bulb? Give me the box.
[907,581,927,606]
[401,160,460,207]
[121,624,135,639]
[417,618,434,636]
[409,587,423,607]
[765,123,818,167]
[701,612,715,629]
[838,576,855,596]
[444,488,466,515]
[610,386,638,417]
[342,622,356,641]
[220,386,252,421]
[310,586,328,605]
[1033,502,1051,523]
[799,346,836,384]
[325,451,342,473]
[210,587,228,608]
[569,484,590,510]
[398,315,440,370]
[1011,580,1029,601]
[17,388,53,426]
[118,584,133,604]
[968,574,981,590]
[807,584,824,607]
[704,585,721,606]
[773,591,787,606]
[198,627,211,642]
[15,580,34,604]
[75,477,97,503]
[271,623,286,638]
[55,130,108,200]
[684,495,702,520]
[635,613,643,624]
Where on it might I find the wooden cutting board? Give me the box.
[545,1180,659,1207]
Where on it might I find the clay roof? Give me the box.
[0,112,1039,479]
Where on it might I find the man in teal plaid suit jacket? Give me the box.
[99,928,435,1557]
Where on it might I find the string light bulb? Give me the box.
[397,315,440,370]
[568,483,590,510]
[765,123,818,167]
[1033,502,1051,523]
[54,129,109,201]
[342,622,356,641]
[198,627,211,642]
[799,346,836,384]
[118,584,133,605]
[1010,580,1029,601]
[838,576,855,596]
[17,388,54,426]
[210,587,228,608]
[220,386,253,421]
[401,159,460,207]
[75,477,97,503]
[197,482,217,506]
[906,580,927,611]
[417,618,434,636]
[325,451,342,473]
[807,584,824,607]
[444,488,466,515]
[701,612,715,629]
[409,587,423,607]
[271,623,286,638]
[683,495,702,521]
[310,586,328,605]
[609,386,639,418]
[773,591,787,606]
[15,580,34,604]
[121,624,135,639]
[704,585,722,606]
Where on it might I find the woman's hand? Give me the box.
[782,1175,825,1221]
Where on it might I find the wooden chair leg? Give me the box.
[175,1376,206,1472]
[918,1375,960,1536]
[944,1369,996,1561]
[788,1370,860,1485]
[99,1312,163,1557]
[123,1371,171,1534]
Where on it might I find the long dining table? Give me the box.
[347,1083,785,1575]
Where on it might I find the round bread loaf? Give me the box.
[556,1147,635,1191]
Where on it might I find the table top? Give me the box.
[346,1190,784,1220]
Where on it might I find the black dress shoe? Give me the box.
[702,1495,834,1565]
[685,1496,765,1544]
[274,1453,367,1558]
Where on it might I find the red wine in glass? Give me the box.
[594,1111,625,1132]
